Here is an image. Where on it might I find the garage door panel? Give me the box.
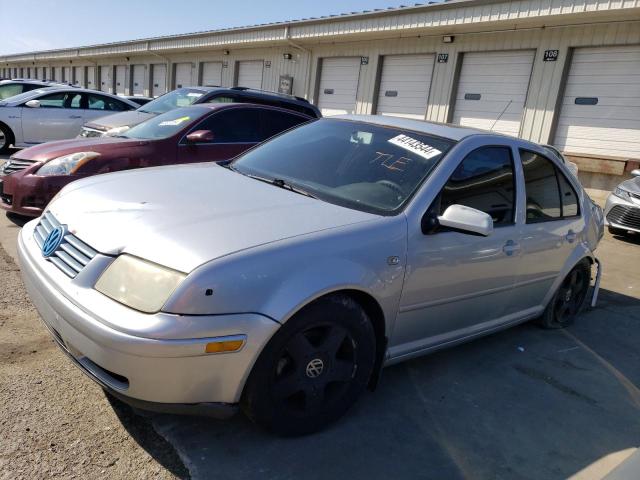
[115,66,126,94]
[100,67,110,92]
[237,61,263,89]
[376,54,434,119]
[152,64,167,96]
[318,57,360,116]
[564,84,640,99]
[452,50,534,136]
[554,45,640,159]
[86,67,95,89]
[201,62,222,86]
[175,63,193,88]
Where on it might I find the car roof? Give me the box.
[1,86,140,107]
[0,79,51,85]
[177,102,313,116]
[333,114,511,141]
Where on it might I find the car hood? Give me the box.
[11,137,150,162]
[83,110,156,130]
[620,176,640,195]
[49,163,379,272]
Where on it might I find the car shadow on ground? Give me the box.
[109,287,640,480]
[105,393,191,479]
[610,231,640,246]
[5,212,31,227]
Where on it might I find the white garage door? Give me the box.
[452,50,535,136]
[131,65,145,95]
[237,61,263,89]
[152,64,167,96]
[554,45,640,160]
[115,66,126,94]
[100,66,111,92]
[376,54,435,119]
[86,66,96,89]
[74,66,85,87]
[201,62,222,86]
[63,67,71,83]
[317,57,361,116]
[54,67,62,82]
[175,63,193,88]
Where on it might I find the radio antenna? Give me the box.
[489,99,513,132]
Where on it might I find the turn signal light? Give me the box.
[205,339,245,354]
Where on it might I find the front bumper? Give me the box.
[604,193,640,233]
[0,165,74,217]
[18,219,279,414]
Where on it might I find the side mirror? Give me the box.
[435,204,494,236]
[631,169,640,177]
[185,130,214,144]
[25,99,41,108]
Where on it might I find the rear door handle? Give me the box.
[69,115,82,119]
[503,240,521,256]
[566,230,577,243]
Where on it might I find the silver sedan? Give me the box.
[0,87,138,153]
[604,169,640,235]
[18,116,604,435]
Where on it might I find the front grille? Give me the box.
[607,205,640,231]
[2,158,38,175]
[34,211,98,278]
[79,127,106,138]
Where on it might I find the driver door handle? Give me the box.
[503,240,521,256]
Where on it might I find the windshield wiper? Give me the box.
[238,171,318,199]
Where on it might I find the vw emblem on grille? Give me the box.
[305,358,324,378]
[42,226,65,258]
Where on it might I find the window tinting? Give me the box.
[438,146,515,225]
[557,169,579,217]
[87,94,128,111]
[38,92,82,109]
[196,108,261,143]
[521,150,562,223]
[205,96,236,104]
[0,84,23,99]
[260,110,308,140]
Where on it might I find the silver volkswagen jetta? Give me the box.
[18,116,604,435]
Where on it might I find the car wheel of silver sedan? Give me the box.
[0,123,13,154]
[539,260,591,329]
[242,294,376,436]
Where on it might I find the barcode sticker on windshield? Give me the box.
[388,134,441,160]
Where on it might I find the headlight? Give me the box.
[37,152,100,176]
[614,186,631,200]
[95,254,186,313]
[105,125,129,137]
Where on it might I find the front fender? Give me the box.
[163,217,408,335]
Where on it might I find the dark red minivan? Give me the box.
[0,103,313,216]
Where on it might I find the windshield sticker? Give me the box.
[187,93,203,97]
[158,116,190,126]
[388,134,441,160]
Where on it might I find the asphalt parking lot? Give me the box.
[1,149,639,479]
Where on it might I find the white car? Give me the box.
[0,87,138,153]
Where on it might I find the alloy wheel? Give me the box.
[552,267,589,327]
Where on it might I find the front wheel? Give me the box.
[538,260,591,329]
[242,294,376,436]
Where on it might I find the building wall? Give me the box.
[3,17,639,193]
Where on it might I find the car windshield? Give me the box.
[138,88,207,114]
[122,106,209,140]
[232,118,455,215]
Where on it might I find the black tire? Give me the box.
[608,226,627,236]
[538,260,591,329]
[242,294,376,436]
[0,123,13,154]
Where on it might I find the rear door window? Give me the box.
[520,150,578,222]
